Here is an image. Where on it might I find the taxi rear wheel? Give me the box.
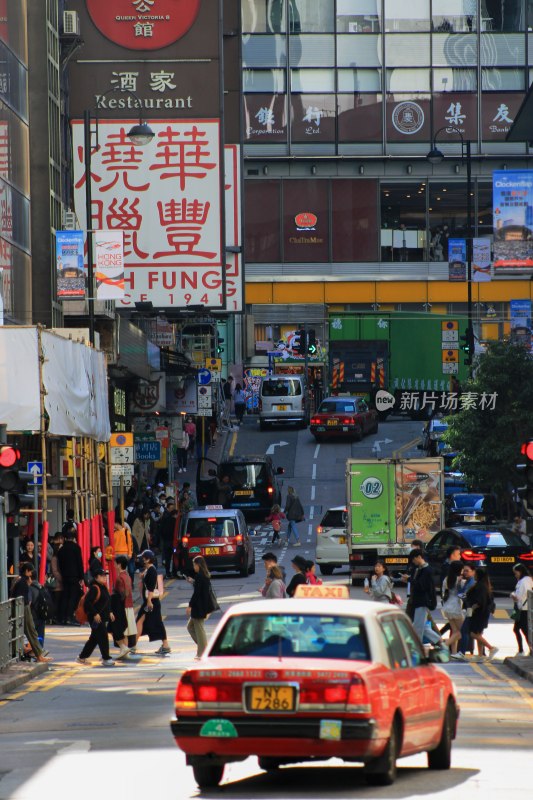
[364,717,400,786]
[427,701,454,770]
[192,763,225,788]
[239,559,250,578]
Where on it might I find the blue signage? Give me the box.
[197,368,212,385]
[493,170,533,268]
[56,230,85,299]
[27,461,43,486]
[135,440,161,462]
[448,238,466,282]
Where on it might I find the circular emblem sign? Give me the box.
[360,477,383,499]
[295,212,318,229]
[392,101,425,135]
[86,0,201,51]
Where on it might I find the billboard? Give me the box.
[72,119,224,309]
[56,230,85,298]
[493,170,533,268]
[448,238,466,282]
[472,237,491,282]
[94,230,124,299]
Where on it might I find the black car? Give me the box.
[425,526,533,591]
[420,418,449,456]
[196,455,284,516]
[445,493,499,525]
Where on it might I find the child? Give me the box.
[305,559,322,586]
[265,505,285,546]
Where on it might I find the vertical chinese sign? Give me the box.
[72,119,224,307]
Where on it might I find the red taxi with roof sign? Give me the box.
[170,584,458,789]
[310,396,378,441]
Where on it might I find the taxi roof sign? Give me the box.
[294,584,350,600]
[205,505,224,510]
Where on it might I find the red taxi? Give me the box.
[310,397,378,441]
[171,586,458,789]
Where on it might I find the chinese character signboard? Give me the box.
[72,119,225,308]
[433,94,477,141]
[86,0,201,51]
[482,94,523,141]
[244,95,288,142]
[493,170,533,269]
[94,230,124,299]
[56,230,85,298]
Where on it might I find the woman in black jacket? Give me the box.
[77,569,115,666]
[465,568,498,660]
[186,556,215,659]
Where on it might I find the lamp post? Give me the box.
[427,127,474,368]
[83,91,154,346]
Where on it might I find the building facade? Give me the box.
[241,0,533,363]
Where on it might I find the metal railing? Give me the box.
[0,597,24,670]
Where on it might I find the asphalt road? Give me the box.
[1,417,532,800]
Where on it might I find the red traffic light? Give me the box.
[0,446,20,468]
[521,441,533,461]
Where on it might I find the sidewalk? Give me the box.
[504,654,533,685]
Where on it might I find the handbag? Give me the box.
[44,575,57,591]
[206,584,220,615]
[510,603,522,621]
[152,572,165,599]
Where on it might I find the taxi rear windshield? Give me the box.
[219,462,267,488]
[465,530,523,548]
[209,613,370,660]
[319,401,356,413]
[261,379,302,397]
[186,518,236,538]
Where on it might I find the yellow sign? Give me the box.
[110,432,134,448]
[441,320,458,331]
[294,584,350,600]
[442,350,459,363]
[206,357,222,371]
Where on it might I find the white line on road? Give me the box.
[312,463,317,479]
[313,443,320,459]
[311,485,316,500]
[309,505,314,520]
[307,524,312,537]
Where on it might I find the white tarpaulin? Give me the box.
[0,327,41,431]
[0,327,110,441]
[41,331,111,442]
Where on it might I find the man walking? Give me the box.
[158,498,178,578]
[11,563,52,663]
[77,568,115,667]
[409,549,447,650]
[57,529,84,625]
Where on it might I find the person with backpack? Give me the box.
[284,486,304,546]
[61,508,77,536]
[265,504,285,547]
[409,549,447,650]
[76,569,115,667]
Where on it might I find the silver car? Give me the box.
[259,375,308,429]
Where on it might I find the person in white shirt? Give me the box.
[510,564,533,656]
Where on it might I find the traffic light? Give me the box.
[459,326,474,366]
[520,440,533,513]
[216,337,224,355]
[307,329,317,355]
[293,329,305,355]
[0,446,33,513]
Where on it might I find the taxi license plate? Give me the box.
[235,490,253,496]
[491,556,515,563]
[247,685,296,713]
[204,547,220,555]
[276,405,288,411]
[385,557,409,564]
[327,419,338,426]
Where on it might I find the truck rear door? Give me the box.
[347,461,395,573]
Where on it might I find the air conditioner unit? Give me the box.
[62,210,77,230]
[63,10,80,36]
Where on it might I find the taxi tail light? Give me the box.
[310,417,320,425]
[267,486,274,495]
[519,551,533,561]
[175,674,197,710]
[347,678,370,710]
[235,534,243,543]
[342,417,356,425]
[181,536,189,546]
[195,682,241,704]
[461,549,483,561]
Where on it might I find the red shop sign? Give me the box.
[86,0,201,51]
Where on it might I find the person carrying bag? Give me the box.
[186,556,218,659]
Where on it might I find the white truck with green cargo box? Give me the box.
[346,457,444,584]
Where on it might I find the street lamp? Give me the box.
[426,126,474,369]
[83,90,155,345]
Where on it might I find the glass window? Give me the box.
[291,94,336,142]
[385,34,431,66]
[219,462,269,488]
[243,69,286,93]
[433,68,477,91]
[210,613,371,659]
[386,69,431,91]
[336,0,382,33]
[242,35,287,68]
[320,508,347,528]
[244,180,281,262]
[381,618,409,668]
[290,0,334,32]
[289,34,335,66]
[384,0,430,31]
[380,182,427,261]
[244,94,288,141]
[481,33,526,64]
[186,518,236,538]
[428,182,469,260]
[481,0,525,30]
[291,69,335,92]
[432,34,478,66]
[477,182,493,237]
[482,68,525,89]
[338,94,383,142]
[261,378,302,396]
[338,68,381,91]
[242,0,286,32]
[2,0,28,62]
[337,34,382,66]
[319,400,357,412]
[332,179,380,261]
[395,617,425,666]
[432,0,477,31]
[466,529,525,547]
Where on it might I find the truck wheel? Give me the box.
[192,763,225,788]
[319,564,334,576]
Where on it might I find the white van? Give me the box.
[259,374,308,429]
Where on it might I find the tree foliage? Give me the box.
[445,340,533,498]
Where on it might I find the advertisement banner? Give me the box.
[72,119,224,309]
[448,238,466,281]
[94,230,124,299]
[395,461,443,544]
[493,170,533,268]
[348,462,395,544]
[510,299,532,348]
[56,230,85,298]
[472,237,492,282]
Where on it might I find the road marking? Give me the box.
[228,431,238,457]
[313,443,320,459]
[266,440,289,455]
[309,505,314,520]
[392,436,421,459]
[311,485,316,500]
[312,463,317,479]
[307,524,312,537]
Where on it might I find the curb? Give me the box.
[503,655,533,685]
[0,662,49,697]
